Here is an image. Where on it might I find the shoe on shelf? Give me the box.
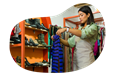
[25,57,43,66]
[18,35,30,45]
[16,56,21,63]
[41,60,49,66]
[36,33,51,47]
[34,19,42,29]
[40,33,51,47]
[29,18,37,28]
[40,23,49,31]
[25,57,32,67]
[29,38,38,46]
[25,19,31,26]
[34,19,48,31]
[42,60,49,64]
[10,37,21,44]
[36,34,43,46]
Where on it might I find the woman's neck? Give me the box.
[82,22,87,29]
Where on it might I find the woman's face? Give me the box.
[78,11,90,24]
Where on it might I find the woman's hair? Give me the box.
[78,6,95,26]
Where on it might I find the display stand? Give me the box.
[10,17,51,72]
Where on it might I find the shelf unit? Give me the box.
[10,17,51,72]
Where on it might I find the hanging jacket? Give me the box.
[10,27,15,38]
[13,23,21,37]
[51,35,63,73]
[93,40,98,56]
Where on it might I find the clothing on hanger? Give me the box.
[51,35,63,73]
[71,47,74,71]
[13,23,21,37]
[93,40,98,56]
[10,27,15,38]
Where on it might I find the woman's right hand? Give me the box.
[51,35,61,41]
[51,35,54,41]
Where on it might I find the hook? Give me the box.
[33,30,35,34]
[33,48,34,52]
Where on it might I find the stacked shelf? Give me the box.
[10,17,51,72]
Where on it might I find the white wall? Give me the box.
[50,5,102,28]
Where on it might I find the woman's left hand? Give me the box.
[56,28,66,36]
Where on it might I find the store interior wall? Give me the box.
[51,5,101,28]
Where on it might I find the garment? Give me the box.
[98,39,100,46]
[68,23,97,70]
[51,35,63,73]
[69,48,72,71]
[71,47,74,71]
[100,28,103,47]
[11,27,15,37]
[61,33,65,71]
[13,24,21,37]
[93,40,98,56]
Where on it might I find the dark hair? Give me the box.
[78,6,95,26]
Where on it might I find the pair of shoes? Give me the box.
[34,19,49,31]
[30,19,37,28]
[25,18,49,31]
[25,57,43,67]
[29,38,38,46]
[10,37,21,44]
[19,35,38,46]
[18,35,30,45]
[25,19,31,26]
[37,60,49,66]
[36,33,51,47]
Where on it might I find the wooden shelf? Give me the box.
[25,26,48,32]
[25,64,49,67]
[10,43,48,49]
[10,43,21,47]
[25,45,48,49]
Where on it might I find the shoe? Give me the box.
[34,19,42,29]
[29,18,37,28]
[34,19,48,31]
[16,56,21,63]
[42,60,49,64]
[36,34,43,46]
[18,35,30,45]
[25,57,32,66]
[25,58,43,67]
[10,37,21,44]
[40,33,51,47]
[25,19,31,26]
[33,39,39,46]
[40,23,49,31]
[29,38,38,46]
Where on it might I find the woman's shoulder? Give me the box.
[89,22,98,29]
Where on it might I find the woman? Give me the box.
[51,6,98,71]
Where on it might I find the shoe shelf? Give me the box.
[25,45,48,49]
[25,64,49,67]
[10,43,21,47]
[25,26,48,32]
[10,44,48,49]
[10,17,51,72]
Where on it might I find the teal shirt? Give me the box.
[68,23,98,48]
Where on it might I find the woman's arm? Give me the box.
[68,28,82,37]
[60,38,69,47]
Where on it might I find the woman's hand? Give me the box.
[51,35,54,41]
[56,28,66,36]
